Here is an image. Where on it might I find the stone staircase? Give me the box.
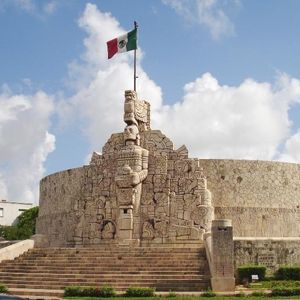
[0,246,210,298]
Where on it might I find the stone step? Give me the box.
[9,287,64,299]
[0,271,206,278]
[25,247,204,251]
[0,264,206,269]
[0,264,206,270]
[0,268,209,274]
[3,258,206,263]
[5,279,209,291]
[14,254,205,262]
[23,251,204,254]
[0,246,210,292]
[0,274,207,281]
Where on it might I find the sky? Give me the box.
[1,0,300,204]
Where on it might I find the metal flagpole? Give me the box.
[134,21,138,92]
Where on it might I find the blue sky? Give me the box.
[1,0,300,204]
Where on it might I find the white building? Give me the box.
[0,200,34,226]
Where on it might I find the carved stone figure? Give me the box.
[124,90,150,131]
[115,92,150,241]
[101,221,116,239]
[37,89,214,247]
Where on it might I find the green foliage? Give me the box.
[271,287,300,296]
[201,289,216,297]
[0,206,39,240]
[275,266,300,280]
[234,292,245,297]
[166,290,177,297]
[16,206,39,235]
[237,265,266,283]
[99,285,116,297]
[250,291,267,297]
[0,284,8,293]
[64,285,116,297]
[0,225,20,240]
[64,286,83,297]
[250,279,300,289]
[124,287,155,297]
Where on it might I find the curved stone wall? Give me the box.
[199,159,300,237]
[36,167,86,246]
[37,159,300,244]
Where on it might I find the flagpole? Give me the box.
[134,21,138,92]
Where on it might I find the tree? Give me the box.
[0,206,39,240]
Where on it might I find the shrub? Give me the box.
[271,287,300,296]
[0,284,8,293]
[125,287,155,297]
[64,286,83,297]
[167,290,177,297]
[275,266,300,280]
[237,265,266,283]
[202,289,216,297]
[0,206,39,240]
[0,226,20,240]
[234,292,245,297]
[15,206,39,237]
[64,285,116,297]
[251,291,267,297]
[99,285,116,297]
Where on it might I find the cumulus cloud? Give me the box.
[0,90,55,203]
[279,131,300,163]
[62,3,300,165]
[162,0,237,40]
[0,0,58,16]
[62,3,162,151]
[43,1,58,15]
[154,73,300,160]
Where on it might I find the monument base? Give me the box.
[211,277,235,292]
[118,238,140,247]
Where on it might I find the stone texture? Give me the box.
[234,237,300,275]
[210,220,235,292]
[197,159,300,237]
[0,246,210,292]
[37,91,213,247]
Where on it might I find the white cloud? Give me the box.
[154,73,300,160]
[279,131,300,163]
[162,0,236,40]
[0,0,58,16]
[43,1,58,15]
[0,0,35,13]
[1,2,300,207]
[62,3,162,151]
[61,3,300,165]
[0,90,55,204]
[14,0,35,13]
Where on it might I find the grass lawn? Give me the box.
[250,280,300,289]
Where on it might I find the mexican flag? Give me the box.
[107,28,137,59]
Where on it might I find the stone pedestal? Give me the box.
[118,206,134,240]
[211,219,235,292]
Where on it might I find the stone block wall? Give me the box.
[234,238,300,275]
[37,158,300,246]
[36,167,85,246]
[199,159,300,237]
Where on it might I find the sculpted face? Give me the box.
[125,90,137,102]
[124,124,139,142]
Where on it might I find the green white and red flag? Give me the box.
[107,28,137,59]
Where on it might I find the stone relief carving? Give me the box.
[43,90,214,246]
[101,221,116,239]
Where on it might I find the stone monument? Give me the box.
[36,90,300,291]
[37,90,214,246]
